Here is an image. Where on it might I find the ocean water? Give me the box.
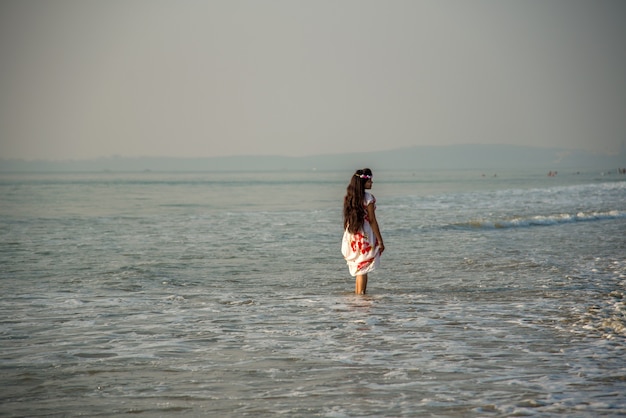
[1,169,625,417]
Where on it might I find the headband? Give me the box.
[355,174,372,179]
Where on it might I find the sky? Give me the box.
[1,0,625,161]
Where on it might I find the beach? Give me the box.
[1,169,625,416]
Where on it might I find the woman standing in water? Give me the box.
[342,168,385,294]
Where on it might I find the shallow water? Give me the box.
[1,170,625,416]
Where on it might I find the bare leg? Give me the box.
[355,274,368,295]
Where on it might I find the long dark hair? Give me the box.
[343,168,372,233]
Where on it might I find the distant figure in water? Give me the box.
[341,168,385,294]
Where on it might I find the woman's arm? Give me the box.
[366,203,385,255]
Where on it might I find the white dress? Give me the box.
[341,191,381,276]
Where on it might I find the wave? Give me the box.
[451,210,626,230]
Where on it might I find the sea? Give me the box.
[1,168,625,417]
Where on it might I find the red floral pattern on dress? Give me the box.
[349,232,372,255]
[356,257,376,272]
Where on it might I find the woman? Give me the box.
[342,168,385,294]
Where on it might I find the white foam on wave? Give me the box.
[61,298,85,307]
[458,210,626,229]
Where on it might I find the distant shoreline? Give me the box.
[1,144,623,173]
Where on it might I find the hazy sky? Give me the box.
[1,0,625,160]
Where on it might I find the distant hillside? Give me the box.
[1,144,623,172]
